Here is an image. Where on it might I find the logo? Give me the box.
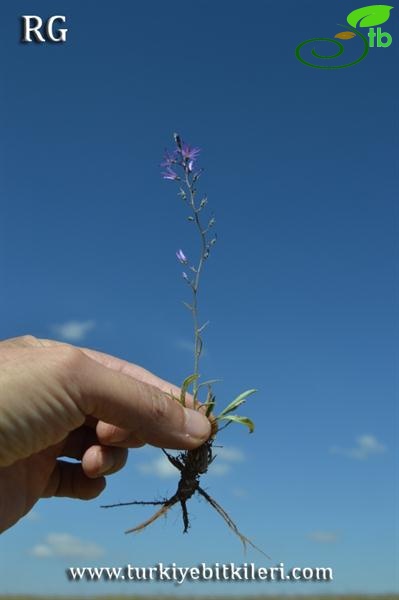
[296,5,393,68]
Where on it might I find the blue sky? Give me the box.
[0,0,397,595]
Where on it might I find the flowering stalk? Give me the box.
[162,135,210,402]
[162,133,255,431]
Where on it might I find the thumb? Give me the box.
[62,347,211,450]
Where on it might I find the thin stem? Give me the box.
[183,169,208,399]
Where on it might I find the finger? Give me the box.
[95,405,209,447]
[38,340,200,446]
[61,426,99,459]
[63,422,145,451]
[81,445,128,478]
[43,460,106,499]
[78,347,195,404]
[96,422,146,448]
[37,338,195,407]
[60,421,144,456]
[57,347,211,450]
[0,335,47,348]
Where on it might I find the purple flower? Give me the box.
[161,149,178,168]
[181,143,201,163]
[161,136,201,180]
[176,249,188,264]
[162,167,179,181]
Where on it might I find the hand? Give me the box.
[0,335,211,533]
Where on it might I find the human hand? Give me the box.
[0,335,211,533]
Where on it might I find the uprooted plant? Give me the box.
[102,134,264,555]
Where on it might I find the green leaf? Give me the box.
[192,379,219,406]
[195,379,222,391]
[179,374,198,406]
[347,5,393,28]
[218,389,257,418]
[204,400,216,416]
[204,385,216,416]
[218,415,255,433]
[197,321,210,334]
[166,389,179,405]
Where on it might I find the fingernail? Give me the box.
[184,408,211,441]
[98,453,115,475]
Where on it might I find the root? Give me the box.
[102,441,268,556]
[180,499,189,533]
[197,487,270,558]
[101,500,166,508]
[162,448,184,471]
[125,494,179,534]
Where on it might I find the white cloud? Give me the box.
[31,544,53,557]
[214,446,245,462]
[330,434,387,460]
[31,533,104,559]
[137,446,245,479]
[209,462,231,475]
[175,339,194,353]
[208,445,245,476]
[309,531,339,543]
[138,455,178,478]
[52,320,95,342]
[175,338,208,357]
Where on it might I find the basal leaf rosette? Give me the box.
[216,388,256,433]
[171,375,256,435]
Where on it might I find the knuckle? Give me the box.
[19,334,40,346]
[52,345,85,382]
[149,391,177,425]
[150,392,169,421]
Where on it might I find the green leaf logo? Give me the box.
[347,5,393,28]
